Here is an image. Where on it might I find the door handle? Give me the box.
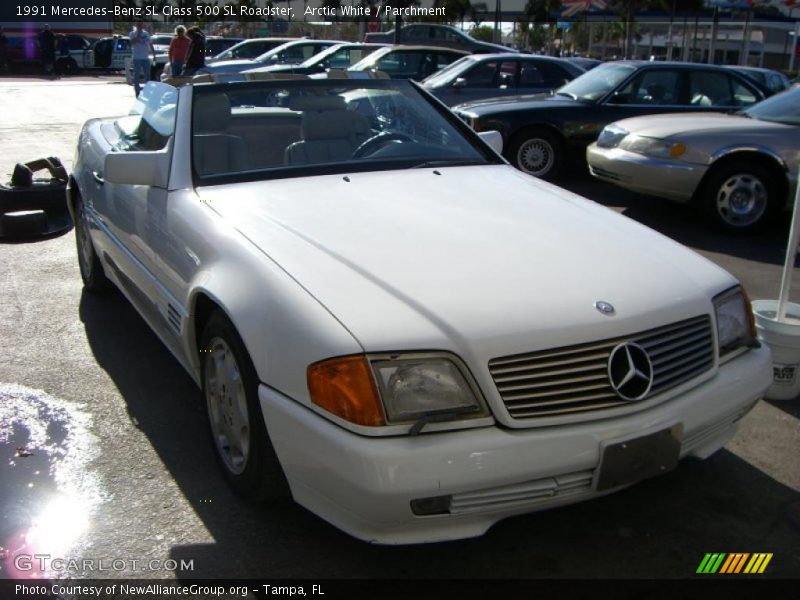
[92,171,104,185]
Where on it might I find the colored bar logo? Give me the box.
[696,553,773,574]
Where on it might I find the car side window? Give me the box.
[767,73,784,93]
[689,71,736,107]
[615,69,680,105]
[462,61,499,87]
[519,62,545,86]
[326,48,351,69]
[536,61,573,86]
[436,52,461,68]
[730,77,758,107]
[404,25,426,40]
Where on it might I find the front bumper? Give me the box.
[586,143,707,203]
[259,345,771,544]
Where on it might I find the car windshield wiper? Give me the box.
[411,159,486,169]
[555,91,578,100]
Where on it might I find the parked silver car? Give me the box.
[421,53,584,106]
[586,87,800,232]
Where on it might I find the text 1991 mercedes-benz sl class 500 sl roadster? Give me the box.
[68,77,772,544]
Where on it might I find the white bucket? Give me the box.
[752,299,800,401]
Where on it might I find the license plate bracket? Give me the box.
[594,425,682,492]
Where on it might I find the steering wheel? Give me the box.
[352,132,413,159]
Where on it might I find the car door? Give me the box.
[91,83,177,326]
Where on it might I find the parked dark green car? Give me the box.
[453,61,767,179]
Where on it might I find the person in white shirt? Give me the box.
[129,21,155,97]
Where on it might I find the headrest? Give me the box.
[288,95,346,112]
[194,93,232,133]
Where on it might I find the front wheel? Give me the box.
[700,161,780,233]
[56,57,78,75]
[505,128,563,180]
[201,311,289,501]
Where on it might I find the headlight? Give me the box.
[371,354,484,423]
[714,286,756,356]
[619,135,686,159]
[307,352,487,431]
[596,123,628,148]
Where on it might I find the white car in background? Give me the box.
[68,76,771,544]
[587,87,800,232]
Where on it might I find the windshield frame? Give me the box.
[190,78,504,188]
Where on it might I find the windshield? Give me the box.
[421,56,476,86]
[115,81,177,150]
[349,48,390,71]
[557,62,636,101]
[254,42,298,63]
[743,87,800,126]
[191,79,496,182]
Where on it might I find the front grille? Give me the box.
[488,315,715,419]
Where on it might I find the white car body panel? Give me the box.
[69,80,772,544]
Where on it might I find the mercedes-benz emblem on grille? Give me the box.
[607,342,653,401]
[594,301,615,315]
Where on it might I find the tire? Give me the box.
[56,57,78,75]
[74,197,111,292]
[699,161,780,233]
[505,127,563,180]
[200,310,289,502]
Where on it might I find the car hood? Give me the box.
[454,94,577,115]
[198,165,733,358]
[611,112,793,138]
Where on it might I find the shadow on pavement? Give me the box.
[78,288,800,579]
[765,398,800,420]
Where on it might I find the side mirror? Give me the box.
[452,77,467,89]
[104,150,170,187]
[478,130,503,154]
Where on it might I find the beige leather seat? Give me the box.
[193,93,248,176]
[284,96,370,166]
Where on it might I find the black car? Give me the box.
[453,61,767,179]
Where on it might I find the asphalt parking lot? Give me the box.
[0,77,798,581]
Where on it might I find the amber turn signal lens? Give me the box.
[307,355,385,426]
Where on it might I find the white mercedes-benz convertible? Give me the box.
[68,77,772,544]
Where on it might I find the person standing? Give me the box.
[180,26,206,77]
[0,28,9,73]
[38,24,56,77]
[168,25,190,78]
[129,21,155,96]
